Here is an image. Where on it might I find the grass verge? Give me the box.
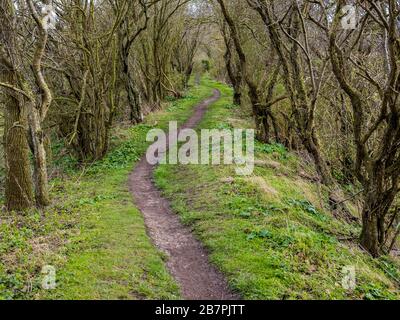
[0,78,214,300]
[155,80,400,300]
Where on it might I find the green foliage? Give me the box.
[51,140,79,174]
[224,103,239,110]
[358,283,392,300]
[216,122,233,130]
[286,198,328,222]
[246,230,271,240]
[201,59,210,72]
[255,142,288,160]
[87,125,153,174]
[167,95,196,111]
[0,271,25,300]
[165,95,178,102]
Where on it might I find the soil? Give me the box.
[129,89,239,300]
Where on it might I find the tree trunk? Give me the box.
[233,91,241,106]
[121,49,143,124]
[359,178,396,257]
[247,78,273,143]
[303,130,334,186]
[28,106,50,207]
[183,64,193,89]
[1,0,34,211]
[360,210,380,257]
[76,99,108,161]
[338,95,354,183]
[221,25,242,106]
[3,73,35,211]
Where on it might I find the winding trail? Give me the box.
[129,89,239,300]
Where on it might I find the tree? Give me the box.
[55,0,119,161]
[246,0,334,185]
[220,20,243,106]
[216,0,286,143]
[0,0,53,208]
[329,0,400,256]
[0,0,35,211]
[171,18,202,90]
[26,0,53,207]
[116,0,152,124]
[137,0,192,105]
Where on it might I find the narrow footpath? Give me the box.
[129,89,239,300]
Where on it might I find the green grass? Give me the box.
[155,79,400,300]
[1,77,398,300]
[0,78,214,300]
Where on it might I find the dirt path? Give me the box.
[129,89,239,300]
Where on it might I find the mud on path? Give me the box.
[129,89,239,300]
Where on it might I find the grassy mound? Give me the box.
[155,80,400,300]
